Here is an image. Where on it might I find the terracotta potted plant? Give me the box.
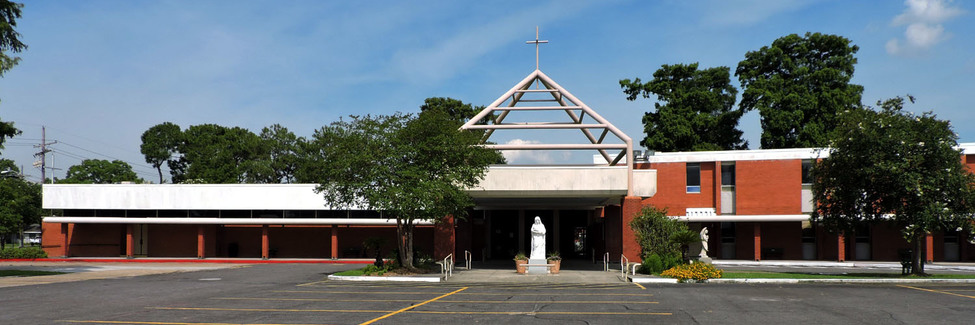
[514,252,528,274]
[547,251,561,274]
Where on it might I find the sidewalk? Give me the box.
[0,261,241,288]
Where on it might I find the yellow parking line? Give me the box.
[359,287,468,325]
[410,311,672,316]
[296,280,329,287]
[898,285,975,299]
[150,307,387,313]
[215,297,657,304]
[275,290,653,296]
[633,282,646,290]
[59,321,328,325]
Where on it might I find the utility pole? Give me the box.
[33,126,58,183]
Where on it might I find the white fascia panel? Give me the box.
[41,217,432,225]
[42,184,359,210]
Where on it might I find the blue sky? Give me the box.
[0,0,972,182]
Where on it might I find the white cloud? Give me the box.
[887,0,965,56]
[500,139,571,164]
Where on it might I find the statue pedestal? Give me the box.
[696,256,713,264]
[527,258,548,274]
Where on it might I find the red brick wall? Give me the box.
[604,205,622,259]
[736,160,802,215]
[621,196,643,262]
[221,225,263,258]
[760,222,802,260]
[268,226,330,258]
[870,223,910,261]
[68,224,123,257]
[41,222,65,257]
[644,162,716,215]
[149,224,197,257]
[736,222,756,260]
[434,216,455,260]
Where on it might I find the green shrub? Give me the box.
[661,262,723,282]
[0,247,48,259]
[639,252,685,274]
[629,206,689,259]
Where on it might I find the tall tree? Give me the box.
[60,159,144,184]
[419,97,492,124]
[0,1,26,152]
[0,0,26,78]
[140,122,183,183]
[305,110,501,270]
[736,32,863,149]
[621,63,746,151]
[244,124,300,183]
[173,124,260,183]
[812,96,975,275]
[0,160,41,249]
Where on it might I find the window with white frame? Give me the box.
[686,163,701,193]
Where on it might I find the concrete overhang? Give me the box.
[465,165,656,209]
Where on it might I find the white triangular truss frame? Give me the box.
[461,69,634,195]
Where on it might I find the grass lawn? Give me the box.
[332,268,368,276]
[722,271,975,279]
[0,270,66,277]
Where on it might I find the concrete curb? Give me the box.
[629,276,975,284]
[326,274,442,283]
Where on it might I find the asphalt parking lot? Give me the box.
[1,264,974,324]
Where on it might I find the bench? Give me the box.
[762,247,783,260]
[899,249,913,275]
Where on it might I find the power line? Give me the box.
[57,141,156,170]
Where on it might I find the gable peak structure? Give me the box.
[460,30,635,194]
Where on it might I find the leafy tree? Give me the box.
[244,124,300,183]
[0,0,26,78]
[629,205,689,260]
[305,110,501,270]
[140,122,183,183]
[60,159,144,184]
[621,63,746,151]
[0,160,41,249]
[0,1,25,153]
[812,96,975,275]
[736,32,864,149]
[172,124,261,183]
[419,97,492,124]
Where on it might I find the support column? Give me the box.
[518,210,525,254]
[753,223,761,261]
[434,215,456,260]
[125,224,134,258]
[60,223,70,258]
[837,233,846,262]
[925,233,934,263]
[197,225,206,259]
[331,225,339,260]
[261,225,269,260]
[621,196,643,262]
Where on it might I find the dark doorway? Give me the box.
[488,210,519,260]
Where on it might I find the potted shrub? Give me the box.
[513,252,528,274]
[547,251,562,274]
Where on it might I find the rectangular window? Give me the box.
[686,163,701,193]
[721,163,735,186]
[801,160,814,185]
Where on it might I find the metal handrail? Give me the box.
[603,252,610,271]
[464,250,472,270]
[440,253,454,278]
[620,254,629,278]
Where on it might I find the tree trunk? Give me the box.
[157,167,164,184]
[912,233,926,276]
[396,219,416,271]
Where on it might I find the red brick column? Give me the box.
[125,224,134,258]
[753,223,762,261]
[925,233,934,263]
[331,225,339,260]
[61,223,70,258]
[261,225,269,260]
[434,215,456,260]
[197,225,206,259]
[837,233,846,262]
[621,196,643,262]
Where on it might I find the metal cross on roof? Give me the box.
[526,26,548,71]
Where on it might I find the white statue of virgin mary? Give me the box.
[530,216,546,260]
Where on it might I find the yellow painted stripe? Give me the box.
[410,311,672,316]
[305,285,634,290]
[633,282,646,290]
[150,307,387,313]
[359,287,468,325]
[898,285,975,299]
[59,321,328,325]
[215,297,657,304]
[296,280,329,287]
[275,290,653,296]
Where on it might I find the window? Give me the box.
[721,163,735,186]
[686,163,701,193]
[801,160,814,185]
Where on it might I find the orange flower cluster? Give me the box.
[660,262,723,282]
